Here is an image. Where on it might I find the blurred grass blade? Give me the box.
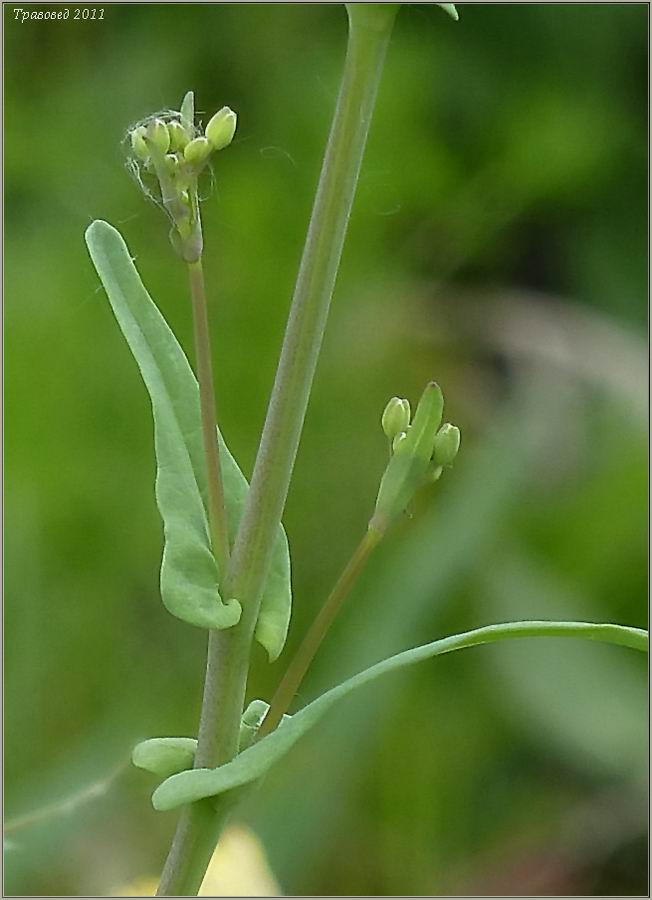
[4,762,126,834]
[152,620,647,810]
[85,221,291,656]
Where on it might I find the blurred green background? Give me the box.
[5,3,648,896]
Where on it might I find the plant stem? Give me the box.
[157,795,236,897]
[226,4,396,652]
[208,0,395,783]
[187,258,230,574]
[157,10,396,895]
[259,526,383,738]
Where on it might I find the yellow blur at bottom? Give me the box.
[112,826,281,897]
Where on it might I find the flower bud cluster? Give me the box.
[125,93,237,261]
[129,106,237,188]
[371,384,461,534]
[380,392,460,468]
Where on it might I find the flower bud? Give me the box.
[429,464,443,483]
[130,126,149,161]
[146,118,170,154]
[205,106,237,151]
[382,397,411,440]
[175,172,191,192]
[370,382,445,534]
[183,136,212,166]
[433,423,460,466]
[163,153,180,175]
[392,431,408,454]
[167,120,190,152]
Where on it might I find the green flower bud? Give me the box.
[183,136,212,166]
[433,423,461,466]
[371,382,444,533]
[175,172,191,192]
[146,118,170,155]
[205,106,237,151]
[392,431,408,454]
[167,120,190,152]
[382,397,411,441]
[130,126,149,161]
[163,153,180,175]
[429,464,443,483]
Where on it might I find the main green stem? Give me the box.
[157,9,396,895]
[225,6,396,640]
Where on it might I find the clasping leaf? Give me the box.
[85,221,291,658]
[151,621,647,811]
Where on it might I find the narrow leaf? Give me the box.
[85,220,291,656]
[180,91,194,134]
[438,3,459,21]
[152,620,647,810]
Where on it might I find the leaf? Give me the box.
[131,701,290,780]
[133,738,197,779]
[180,91,194,134]
[85,221,291,657]
[437,4,459,22]
[151,620,647,811]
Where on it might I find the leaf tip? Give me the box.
[151,783,170,812]
[255,615,287,663]
[438,3,459,21]
[84,219,120,254]
[151,771,189,811]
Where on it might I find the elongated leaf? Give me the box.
[152,620,647,810]
[85,220,291,656]
[437,4,459,21]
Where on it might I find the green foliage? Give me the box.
[5,3,648,895]
[132,738,197,779]
[85,220,292,659]
[151,621,646,811]
[438,4,459,21]
[132,699,279,780]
